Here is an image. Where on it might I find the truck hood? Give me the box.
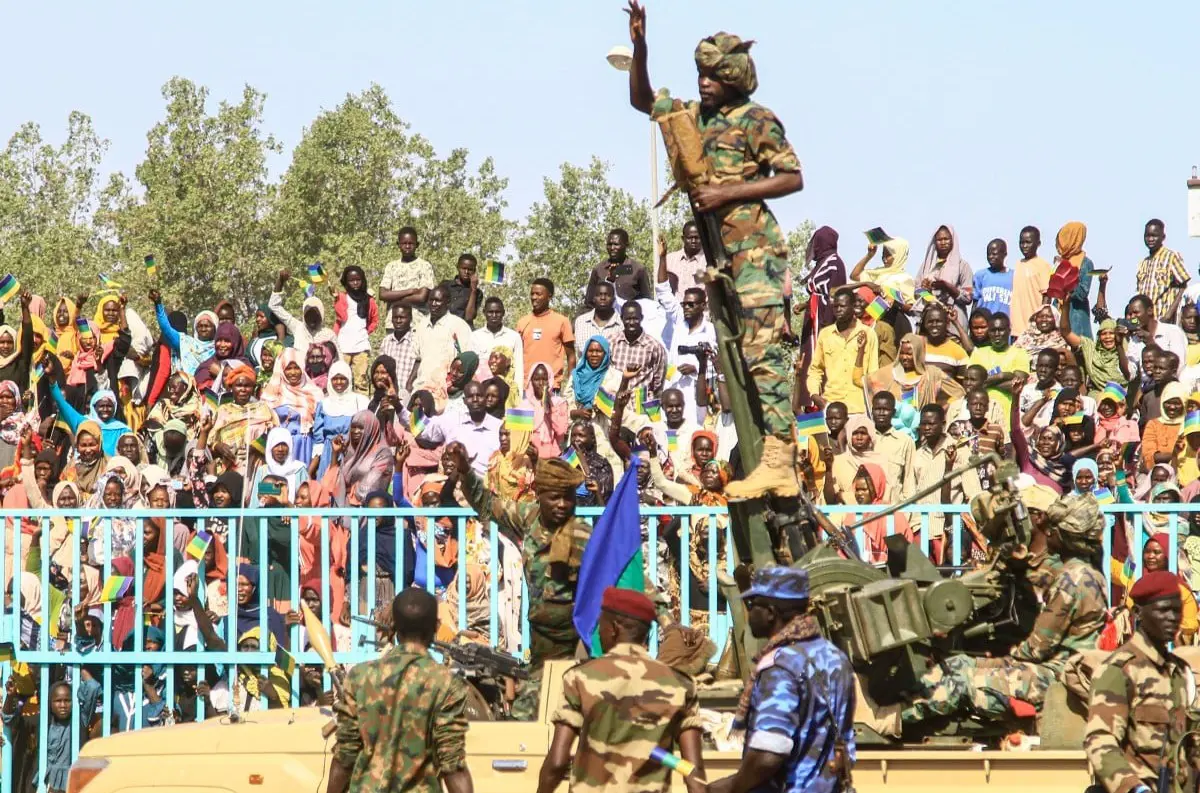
[79,708,332,758]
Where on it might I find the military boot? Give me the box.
[855,675,903,739]
[725,436,800,500]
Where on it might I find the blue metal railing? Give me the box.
[0,502,1187,791]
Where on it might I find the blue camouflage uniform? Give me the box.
[736,567,856,793]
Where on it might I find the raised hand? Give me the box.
[625,0,646,44]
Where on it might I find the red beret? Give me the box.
[601,587,657,624]
[1129,571,1182,605]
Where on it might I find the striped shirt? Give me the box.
[604,329,668,394]
[924,339,969,375]
[1136,247,1189,317]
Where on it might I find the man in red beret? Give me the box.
[536,587,706,793]
[1085,570,1197,793]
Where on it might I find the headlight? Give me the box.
[67,757,109,793]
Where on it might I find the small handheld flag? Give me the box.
[99,575,133,603]
[410,405,428,436]
[483,260,505,284]
[1101,382,1127,405]
[1093,487,1115,505]
[562,447,581,468]
[664,363,679,382]
[0,275,19,305]
[186,529,212,561]
[648,747,699,779]
[863,227,892,246]
[900,388,917,406]
[98,273,122,291]
[643,398,662,422]
[274,646,297,678]
[864,295,890,321]
[666,429,678,452]
[1062,412,1086,426]
[505,407,535,431]
[250,432,268,459]
[307,262,326,284]
[44,330,58,354]
[631,386,645,415]
[144,255,158,278]
[76,318,94,339]
[1184,410,1200,437]
[881,285,904,304]
[795,410,826,438]
[593,388,615,417]
[30,363,43,383]
[913,287,936,303]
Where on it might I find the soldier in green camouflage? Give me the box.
[536,587,706,793]
[1085,570,1198,793]
[625,0,805,500]
[328,588,474,793]
[449,446,592,720]
[1019,484,1064,604]
[890,493,1109,733]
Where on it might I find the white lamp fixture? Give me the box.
[606,45,633,72]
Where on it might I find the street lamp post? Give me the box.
[607,45,660,259]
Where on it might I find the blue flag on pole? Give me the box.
[573,455,645,656]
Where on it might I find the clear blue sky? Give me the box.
[4,0,1198,313]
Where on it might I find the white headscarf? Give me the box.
[265,426,307,480]
[322,360,369,417]
[174,560,200,648]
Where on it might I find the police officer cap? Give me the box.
[1129,571,1181,605]
[601,587,657,624]
[740,566,809,601]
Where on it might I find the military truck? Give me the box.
[65,658,1093,793]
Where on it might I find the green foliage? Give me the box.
[0,79,806,327]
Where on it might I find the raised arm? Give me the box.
[849,244,878,282]
[626,1,654,114]
[1058,298,1083,348]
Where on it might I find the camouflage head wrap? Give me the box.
[694,32,758,95]
[1045,492,1104,555]
[535,458,586,495]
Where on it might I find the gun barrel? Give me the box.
[844,453,1000,533]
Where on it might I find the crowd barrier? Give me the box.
[0,503,1188,791]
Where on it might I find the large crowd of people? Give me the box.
[0,213,1194,778]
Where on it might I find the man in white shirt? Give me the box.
[1124,294,1188,378]
[656,253,716,423]
[574,281,623,350]
[413,285,473,392]
[471,296,524,382]
[661,388,701,476]
[664,222,705,304]
[415,381,501,478]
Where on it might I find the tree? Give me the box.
[0,113,111,301]
[97,78,280,317]
[269,83,511,308]
[512,157,686,314]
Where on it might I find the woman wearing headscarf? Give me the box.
[260,347,323,463]
[825,415,889,505]
[1059,312,1130,395]
[522,362,569,460]
[60,420,106,498]
[248,426,310,503]
[194,322,249,392]
[248,303,288,368]
[255,339,283,394]
[232,563,287,647]
[796,227,848,402]
[49,378,131,457]
[305,341,336,391]
[310,359,369,478]
[438,351,480,415]
[1141,381,1187,471]
[487,425,537,503]
[153,290,217,378]
[566,420,614,507]
[840,462,914,564]
[145,371,201,455]
[209,362,279,477]
[1014,304,1071,358]
[49,296,81,370]
[295,477,349,621]
[482,346,521,408]
[0,380,34,470]
[851,237,916,304]
[202,533,230,619]
[1118,532,1199,645]
[570,336,615,414]
[1010,382,1079,494]
[1044,221,1095,341]
[0,292,34,391]
[865,333,963,409]
[323,410,394,507]
[914,225,974,328]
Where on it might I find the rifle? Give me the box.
[433,640,529,681]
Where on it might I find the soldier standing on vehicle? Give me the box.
[889,493,1108,735]
[449,445,592,720]
[709,568,855,793]
[536,587,706,793]
[328,588,475,793]
[1085,571,1198,793]
[624,0,805,501]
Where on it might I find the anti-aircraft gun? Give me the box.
[714,454,1060,745]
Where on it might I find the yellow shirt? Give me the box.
[968,345,1031,433]
[807,321,879,414]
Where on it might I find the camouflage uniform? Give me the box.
[901,555,1108,724]
[1084,631,1198,793]
[650,88,801,440]
[460,468,592,719]
[333,640,469,793]
[1025,550,1064,604]
[552,642,704,793]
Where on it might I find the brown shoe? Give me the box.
[725,436,800,500]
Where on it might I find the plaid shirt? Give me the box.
[1137,246,1189,317]
[604,329,667,394]
[378,329,419,395]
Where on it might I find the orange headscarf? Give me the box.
[1055,222,1087,270]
